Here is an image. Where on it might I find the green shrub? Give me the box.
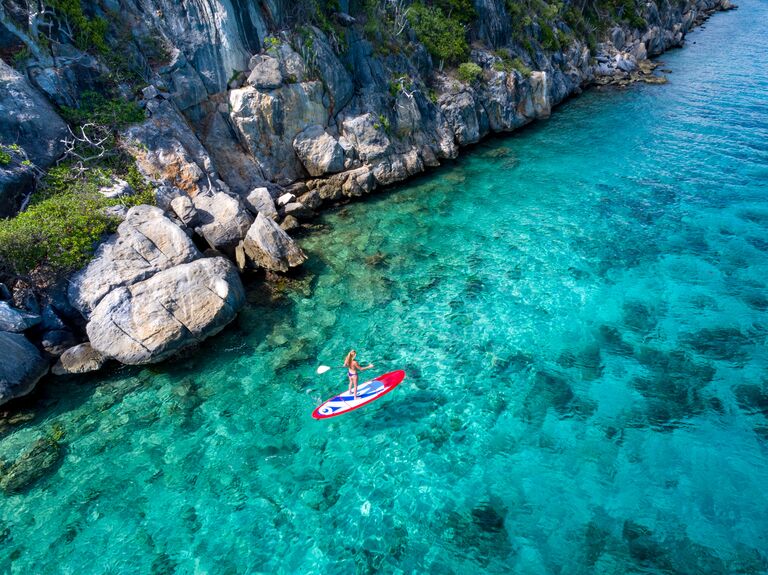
[60,91,145,131]
[408,4,468,68]
[0,163,155,277]
[48,0,109,54]
[540,23,560,51]
[457,62,482,83]
[264,35,281,51]
[433,0,477,24]
[0,149,10,166]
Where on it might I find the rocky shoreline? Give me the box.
[0,0,736,407]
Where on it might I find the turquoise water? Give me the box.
[3,3,768,573]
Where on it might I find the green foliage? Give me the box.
[492,52,532,77]
[457,61,482,83]
[408,4,468,67]
[433,0,477,24]
[378,114,391,133]
[48,0,109,54]
[0,163,155,277]
[264,35,281,51]
[540,22,560,51]
[60,91,145,131]
[0,149,10,167]
[11,47,32,68]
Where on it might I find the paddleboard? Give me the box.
[312,370,406,419]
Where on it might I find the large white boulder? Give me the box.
[87,257,246,365]
[68,205,200,317]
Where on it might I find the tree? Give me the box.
[407,4,468,69]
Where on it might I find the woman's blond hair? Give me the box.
[344,350,356,368]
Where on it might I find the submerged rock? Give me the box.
[241,213,308,272]
[0,332,49,406]
[0,437,61,493]
[87,258,246,364]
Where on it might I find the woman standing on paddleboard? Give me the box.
[344,350,374,398]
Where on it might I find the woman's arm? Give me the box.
[361,363,374,371]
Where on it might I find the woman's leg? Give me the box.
[351,374,358,398]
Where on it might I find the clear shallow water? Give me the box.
[3,3,768,573]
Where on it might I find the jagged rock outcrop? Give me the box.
[241,213,308,272]
[87,257,245,364]
[68,205,200,317]
[191,191,253,254]
[0,58,67,216]
[0,331,49,406]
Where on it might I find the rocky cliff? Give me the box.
[0,0,734,405]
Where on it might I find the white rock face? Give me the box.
[242,213,307,272]
[192,191,253,253]
[293,125,345,177]
[0,332,48,406]
[170,194,198,225]
[244,187,278,220]
[87,258,246,365]
[229,82,328,182]
[341,114,392,162]
[247,55,282,89]
[68,205,200,317]
[52,343,107,375]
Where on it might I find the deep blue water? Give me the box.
[2,3,768,573]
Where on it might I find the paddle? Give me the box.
[316,361,376,374]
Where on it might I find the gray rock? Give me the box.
[0,59,67,216]
[293,125,345,176]
[69,205,200,317]
[229,82,328,183]
[615,54,638,72]
[0,301,41,332]
[99,178,134,199]
[244,187,278,220]
[242,213,308,272]
[52,343,107,375]
[247,55,282,89]
[341,113,392,162]
[281,202,313,220]
[631,42,648,62]
[170,194,198,225]
[305,28,354,111]
[0,437,61,493]
[0,332,49,406]
[192,191,253,253]
[142,85,160,100]
[280,215,301,231]
[41,304,66,331]
[0,283,11,300]
[123,99,221,198]
[610,27,626,50]
[41,329,79,357]
[87,257,245,365]
[277,192,296,206]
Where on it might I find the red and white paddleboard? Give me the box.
[312,370,406,419]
